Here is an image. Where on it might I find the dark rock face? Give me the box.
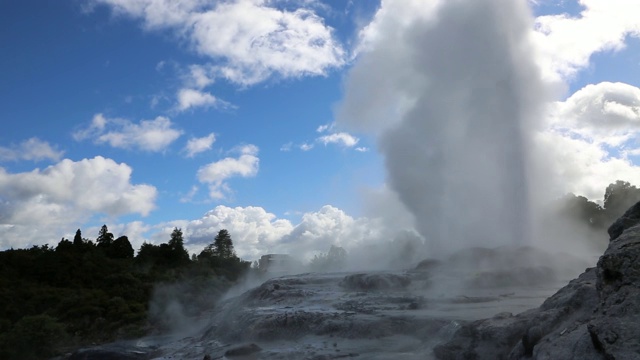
[608,201,640,241]
[434,201,640,360]
[339,273,411,291]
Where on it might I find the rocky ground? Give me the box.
[61,247,586,359]
[434,201,640,360]
[58,203,640,360]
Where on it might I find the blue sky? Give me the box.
[0,0,380,218]
[2,0,640,260]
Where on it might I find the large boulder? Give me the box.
[434,201,640,360]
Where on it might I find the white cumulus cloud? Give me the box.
[176,88,232,112]
[539,81,640,200]
[184,64,215,89]
[0,156,157,249]
[196,144,259,199]
[94,0,345,85]
[152,204,398,262]
[532,0,640,82]
[180,205,294,259]
[317,132,359,147]
[0,138,64,162]
[74,113,183,152]
[184,133,216,157]
[276,205,386,261]
[549,82,640,146]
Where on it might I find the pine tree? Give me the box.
[73,229,83,246]
[213,229,236,259]
[96,225,114,248]
[168,227,190,263]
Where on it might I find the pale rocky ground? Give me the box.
[64,244,595,360]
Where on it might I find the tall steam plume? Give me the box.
[340,0,548,254]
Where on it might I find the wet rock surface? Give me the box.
[60,264,569,360]
[434,203,640,360]
[58,238,612,360]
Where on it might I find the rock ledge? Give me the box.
[434,201,640,360]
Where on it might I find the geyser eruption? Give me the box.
[340,0,547,254]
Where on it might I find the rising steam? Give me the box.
[340,0,548,255]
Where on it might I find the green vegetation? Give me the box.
[550,180,640,235]
[0,226,250,360]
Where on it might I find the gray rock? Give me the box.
[339,273,411,291]
[608,200,640,241]
[465,266,556,288]
[434,200,640,360]
[415,258,441,271]
[224,343,262,357]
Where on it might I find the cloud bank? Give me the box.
[0,156,157,248]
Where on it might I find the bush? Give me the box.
[0,315,69,360]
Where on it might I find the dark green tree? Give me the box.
[55,238,73,253]
[198,243,215,260]
[213,229,236,259]
[96,225,114,248]
[1,314,69,360]
[169,227,190,263]
[136,242,161,263]
[73,229,83,246]
[110,236,134,259]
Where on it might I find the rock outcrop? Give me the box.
[434,201,640,360]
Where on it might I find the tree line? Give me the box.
[549,180,640,233]
[0,227,250,360]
